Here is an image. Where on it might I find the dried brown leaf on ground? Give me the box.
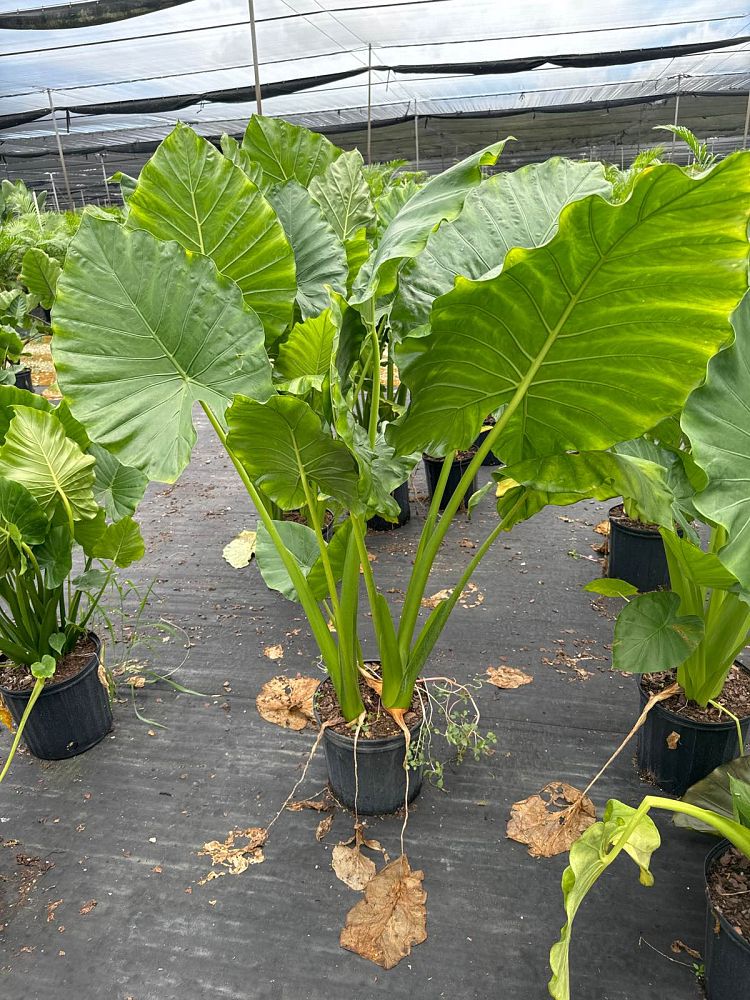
[667,731,681,750]
[420,582,484,610]
[486,666,533,690]
[594,520,610,536]
[79,899,97,915]
[591,540,608,555]
[256,674,318,730]
[287,789,337,812]
[198,826,267,884]
[222,530,257,568]
[332,824,389,891]
[315,815,334,842]
[263,644,284,661]
[0,696,14,731]
[340,856,427,969]
[671,939,701,960]
[420,588,451,609]
[125,675,146,688]
[46,899,63,923]
[506,781,596,858]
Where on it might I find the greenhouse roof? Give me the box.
[1,0,748,199]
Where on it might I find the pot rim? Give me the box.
[422,451,477,467]
[608,503,662,538]
[313,675,424,750]
[705,837,750,955]
[0,631,101,700]
[637,662,750,730]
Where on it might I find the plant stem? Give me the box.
[709,699,745,752]
[0,678,43,783]
[366,299,380,448]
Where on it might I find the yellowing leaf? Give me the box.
[222,530,257,568]
[486,666,533,689]
[256,674,318,730]
[0,696,14,731]
[506,782,596,858]
[340,856,427,969]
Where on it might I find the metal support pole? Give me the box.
[671,75,681,161]
[47,89,73,210]
[46,172,60,212]
[743,88,750,149]
[367,44,372,165]
[414,100,419,170]
[248,0,262,114]
[79,189,86,208]
[99,154,110,204]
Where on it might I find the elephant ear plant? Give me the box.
[0,387,146,775]
[50,120,750,798]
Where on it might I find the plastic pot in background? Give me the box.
[423,453,478,512]
[14,368,32,392]
[607,503,670,592]
[473,423,502,467]
[0,633,112,760]
[636,669,750,796]
[315,683,424,815]
[704,839,750,1000]
[368,481,411,532]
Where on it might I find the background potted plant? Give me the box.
[548,756,750,1000]
[49,120,750,816]
[0,387,146,772]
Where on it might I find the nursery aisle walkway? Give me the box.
[0,410,712,1000]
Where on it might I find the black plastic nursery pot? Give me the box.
[367,481,411,532]
[607,503,670,592]
[636,668,750,796]
[14,368,32,392]
[704,840,750,1000]
[423,453,478,512]
[315,682,424,816]
[0,633,113,760]
[472,424,502,467]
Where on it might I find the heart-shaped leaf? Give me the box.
[0,479,48,574]
[309,149,376,242]
[612,591,704,673]
[241,115,341,188]
[20,247,61,310]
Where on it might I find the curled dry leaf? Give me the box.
[0,695,14,731]
[332,824,389,891]
[256,674,319,730]
[340,856,427,969]
[671,939,702,960]
[198,827,267,884]
[506,781,596,858]
[263,644,284,661]
[46,899,63,923]
[287,789,337,813]
[79,899,97,915]
[486,666,533,690]
[315,814,334,842]
[222,530,257,568]
[594,520,610,536]
[126,675,146,688]
[666,731,681,750]
[420,582,484,610]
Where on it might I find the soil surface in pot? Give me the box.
[707,846,750,941]
[316,673,423,739]
[282,509,334,530]
[641,664,750,723]
[0,634,98,693]
[424,448,477,463]
[609,503,661,533]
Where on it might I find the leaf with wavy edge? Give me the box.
[267,181,348,320]
[309,149,375,242]
[242,115,341,188]
[0,406,97,521]
[89,443,148,520]
[676,756,750,832]
[20,247,60,310]
[126,123,296,345]
[549,800,661,1000]
[683,293,750,589]
[220,133,264,189]
[275,310,337,393]
[612,591,704,673]
[0,479,48,574]
[351,138,512,303]
[392,158,612,335]
[391,154,750,460]
[226,394,360,511]
[52,215,274,484]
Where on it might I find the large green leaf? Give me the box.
[0,384,52,442]
[682,294,750,589]
[275,310,337,393]
[611,591,704,674]
[392,158,612,335]
[226,394,360,511]
[20,247,61,310]
[309,149,376,242]
[267,181,348,319]
[677,756,750,833]
[35,524,72,589]
[549,800,661,1000]
[351,138,511,303]
[0,479,48,574]
[126,123,296,345]
[241,115,342,188]
[391,154,750,460]
[0,405,97,521]
[89,443,148,520]
[219,133,264,189]
[255,518,351,602]
[494,450,677,530]
[660,529,739,590]
[52,215,274,484]
[90,515,145,568]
